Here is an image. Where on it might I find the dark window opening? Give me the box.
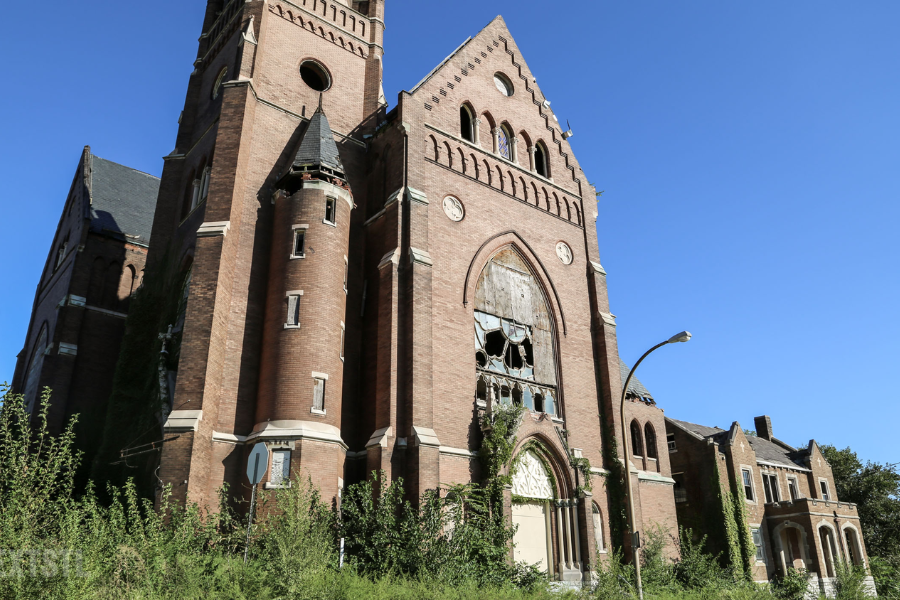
[788,478,800,501]
[522,338,534,366]
[673,473,687,503]
[631,421,644,457]
[534,393,544,413]
[820,481,830,501]
[476,351,488,368]
[325,197,336,224]
[500,386,510,405]
[476,378,487,402]
[512,387,522,407]
[300,61,331,91]
[293,229,306,257]
[763,473,779,503]
[460,106,474,142]
[505,342,523,370]
[645,424,658,459]
[742,469,754,501]
[535,144,548,178]
[484,330,506,358]
[667,433,677,451]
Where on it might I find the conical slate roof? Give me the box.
[291,105,344,173]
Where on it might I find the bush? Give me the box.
[870,555,900,599]
[833,561,874,600]
[771,567,810,600]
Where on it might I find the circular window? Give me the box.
[212,67,228,100]
[300,60,332,92]
[493,72,513,97]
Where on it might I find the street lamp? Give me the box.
[620,331,691,600]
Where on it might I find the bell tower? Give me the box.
[150,0,385,508]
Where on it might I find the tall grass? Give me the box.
[0,387,886,599]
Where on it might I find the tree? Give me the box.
[820,445,900,559]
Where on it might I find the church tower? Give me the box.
[150,0,386,508]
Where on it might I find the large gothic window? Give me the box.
[474,248,557,415]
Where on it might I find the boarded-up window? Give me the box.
[313,377,326,411]
[286,294,301,326]
[271,450,291,485]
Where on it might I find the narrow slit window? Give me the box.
[325,197,336,224]
[340,323,345,360]
[286,294,301,327]
[535,143,548,178]
[293,229,306,258]
[460,105,474,142]
[270,449,291,486]
[343,257,349,293]
[313,377,326,412]
[820,480,830,501]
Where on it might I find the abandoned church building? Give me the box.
[666,416,877,595]
[12,146,159,479]
[11,0,876,590]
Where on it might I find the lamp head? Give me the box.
[667,331,692,344]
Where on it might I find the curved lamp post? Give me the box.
[620,331,691,600]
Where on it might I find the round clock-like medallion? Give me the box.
[556,242,574,265]
[442,196,465,222]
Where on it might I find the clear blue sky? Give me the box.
[1,1,897,464]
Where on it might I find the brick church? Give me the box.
[18,0,872,589]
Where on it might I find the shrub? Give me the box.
[870,555,900,599]
[832,561,873,600]
[771,567,810,600]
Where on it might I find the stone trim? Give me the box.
[590,261,607,275]
[598,312,617,327]
[366,426,393,449]
[377,248,400,270]
[58,342,78,356]
[247,420,347,450]
[439,446,477,458]
[757,458,811,473]
[407,187,428,205]
[411,426,441,448]
[301,179,353,209]
[165,410,203,433]
[67,294,86,307]
[409,247,434,267]
[197,221,231,238]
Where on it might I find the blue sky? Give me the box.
[1,1,897,464]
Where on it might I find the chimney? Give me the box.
[754,416,774,441]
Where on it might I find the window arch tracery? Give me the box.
[474,247,557,415]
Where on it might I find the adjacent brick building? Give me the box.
[12,146,159,476]
[131,0,681,581]
[666,416,877,596]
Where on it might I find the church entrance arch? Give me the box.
[511,449,554,572]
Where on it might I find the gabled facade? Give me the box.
[88,0,684,582]
[666,416,877,597]
[12,146,159,478]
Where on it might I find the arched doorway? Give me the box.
[511,449,554,572]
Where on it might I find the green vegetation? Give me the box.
[0,388,893,599]
[821,444,900,598]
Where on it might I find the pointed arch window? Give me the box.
[631,420,644,457]
[460,105,475,143]
[592,503,606,552]
[645,423,658,459]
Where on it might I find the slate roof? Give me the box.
[89,156,160,245]
[668,418,808,470]
[619,358,654,400]
[291,106,344,173]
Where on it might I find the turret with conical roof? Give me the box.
[277,101,349,194]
